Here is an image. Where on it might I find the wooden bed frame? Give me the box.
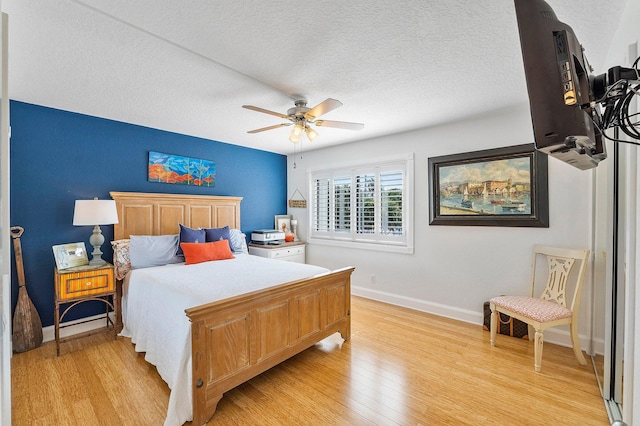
[110,191,354,425]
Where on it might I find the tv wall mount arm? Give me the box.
[591,59,640,143]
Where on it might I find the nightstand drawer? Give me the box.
[58,269,114,300]
[272,246,305,258]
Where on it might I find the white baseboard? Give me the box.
[351,285,605,355]
[352,285,482,324]
[43,312,115,343]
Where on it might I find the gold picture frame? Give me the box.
[52,242,89,270]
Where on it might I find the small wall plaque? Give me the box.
[288,189,307,209]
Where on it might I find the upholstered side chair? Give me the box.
[490,245,590,372]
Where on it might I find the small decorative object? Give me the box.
[288,189,307,208]
[11,226,43,352]
[428,143,548,227]
[148,151,216,187]
[73,197,119,266]
[274,214,292,235]
[290,219,299,241]
[52,242,89,270]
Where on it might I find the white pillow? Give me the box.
[129,234,183,269]
[229,229,248,254]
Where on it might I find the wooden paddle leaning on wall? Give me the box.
[11,226,43,352]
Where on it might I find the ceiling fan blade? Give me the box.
[242,105,289,119]
[247,123,292,134]
[315,120,364,130]
[304,98,343,119]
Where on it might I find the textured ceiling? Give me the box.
[3,0,628,154]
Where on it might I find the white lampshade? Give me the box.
[73,199,119,226]
[289,123,303,143]
[305,126,318,142]
[73,198,118,266]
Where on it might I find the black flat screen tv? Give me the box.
[514,0,607,170]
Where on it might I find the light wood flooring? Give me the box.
[12,296,608,425]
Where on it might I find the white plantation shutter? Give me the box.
[380,171,403,236]
[355,173,375,235]
[309,154,413,252]
[334,176,351,233]
[312,177,330,232]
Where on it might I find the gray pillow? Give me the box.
[229,229,248,254]
[129,234,183,269]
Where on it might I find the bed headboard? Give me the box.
[110,192,242,240]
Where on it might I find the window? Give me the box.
[309,154,414,253]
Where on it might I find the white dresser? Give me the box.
[248,241,306,264]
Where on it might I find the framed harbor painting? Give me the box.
[428,144,548,227]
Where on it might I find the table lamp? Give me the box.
[73,197,119,266]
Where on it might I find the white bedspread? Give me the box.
[120,254,330,426]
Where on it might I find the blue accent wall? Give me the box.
[10,100,287,327]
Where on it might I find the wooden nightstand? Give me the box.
[248,241,306,263]
[54,262,116,356]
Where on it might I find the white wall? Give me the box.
[288,103,597,348]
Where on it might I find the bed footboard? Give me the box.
[185,266,354,425]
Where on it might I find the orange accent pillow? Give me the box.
[180,240,235,265]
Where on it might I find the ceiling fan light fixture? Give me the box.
[289,123,303,143]
[305,126,319,142]
[244,98,363,143]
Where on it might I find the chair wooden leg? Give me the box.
[534,329,543,372]
[570,321,587,366]
[490,308,498,346]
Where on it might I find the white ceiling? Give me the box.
[3,0,627,155]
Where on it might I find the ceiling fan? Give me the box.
[242,98,364,143]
